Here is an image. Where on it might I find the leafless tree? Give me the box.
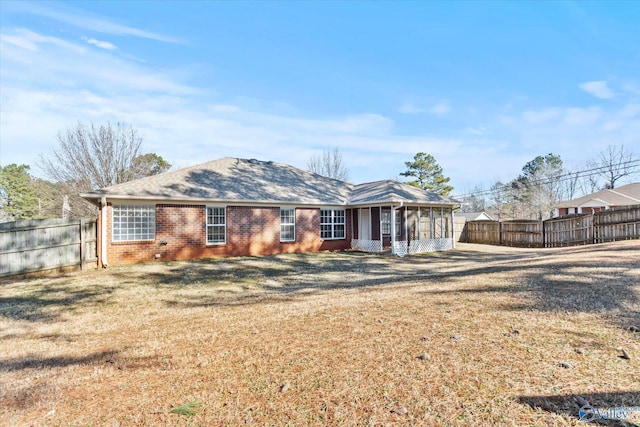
[592,144,640,189]
[307,147,350,182]
[459,184,486,213]
[40,121,153,217]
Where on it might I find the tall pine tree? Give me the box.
[0,164,39,220]
[400,152,453,196]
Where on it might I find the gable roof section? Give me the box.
[81,157,458,207]
[350,180,455,206]
[455,212,495,221]
[556,183,640,208]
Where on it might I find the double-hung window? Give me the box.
[112,204,155,242]
[280,208,295,242]
[207,206,226,244]
[320,209,345,239]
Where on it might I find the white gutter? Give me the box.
[101,196,108,268]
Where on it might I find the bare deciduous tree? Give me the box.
[307,147,350,182]
[591,144,640,189]
[40,121,167,217]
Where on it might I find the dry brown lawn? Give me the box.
[1,241,639,426]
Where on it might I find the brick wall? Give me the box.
[101,203,352,265]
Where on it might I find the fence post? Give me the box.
[498,221,502,245]
[80,218,84,270]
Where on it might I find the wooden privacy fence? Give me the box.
[465,204,640,248]
[0,218,98,277]
[594,204,640,243]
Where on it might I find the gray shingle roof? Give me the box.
[555,183,640,208]
[454,212,495,221]
[81,157,458,207]
[350,180,456,206]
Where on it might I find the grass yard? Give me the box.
[1,241,639,426]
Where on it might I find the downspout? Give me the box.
[390,201,404,255]
[101,196,109,267]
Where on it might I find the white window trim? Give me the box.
[112,203,156,242]
[320,208,346,240]
[206,205,227,245]
[280,207,296,242]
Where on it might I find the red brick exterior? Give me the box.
[99,203,352,266]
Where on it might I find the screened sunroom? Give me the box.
[348,181,458,256]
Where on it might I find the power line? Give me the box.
[452,159,640,199]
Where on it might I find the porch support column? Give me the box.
[404,207,408,245]
[390,204,396,255]
[451,207,456,249]
[379,207,382,250]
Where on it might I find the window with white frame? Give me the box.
[207,206,226,244]
[280,208,295,242]
[381,210,391,235]
[320,209,345,239]
[112,204,155,242]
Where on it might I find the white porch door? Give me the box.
[359,209,371,240]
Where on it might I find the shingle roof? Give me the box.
[350,180,455,206]
[455,212,495,221]
[555,183,640,208]
[81,157,458,207]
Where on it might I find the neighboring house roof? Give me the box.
[555,183,640,209]
[455,212,494,221]
[81,157,458,207]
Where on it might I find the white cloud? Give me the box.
[9,1,181,44]
[465,126,490,136]
[564,107,602,125]
[522,108,561,124]
[579,80,614,99]
[0,29,196,95]
[398,101,451,116]
[429,101,452,116]
[82,36,117,51]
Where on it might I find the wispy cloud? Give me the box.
[82,36,117,51]
[398,101,452,116]
[8,1,182,44]
[579,80,614,99]
[1,29,196,95]
[522,108,561,124]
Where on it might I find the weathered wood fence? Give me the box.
[0,218,98,277]
[465,205,640,248]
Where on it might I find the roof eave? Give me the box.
[80,192,350,207]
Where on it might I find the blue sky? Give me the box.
[1,1,639,194]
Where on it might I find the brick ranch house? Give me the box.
[554,182,640,217]
[81,157,459,266]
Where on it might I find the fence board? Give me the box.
[500,220,543,247]
[466,220,500,245]
[544,214,593,247]
[594,204,640,243]
[0,218,97,277]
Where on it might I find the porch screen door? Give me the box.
[359,209,371,240]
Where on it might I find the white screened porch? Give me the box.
[350,205,455,256]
